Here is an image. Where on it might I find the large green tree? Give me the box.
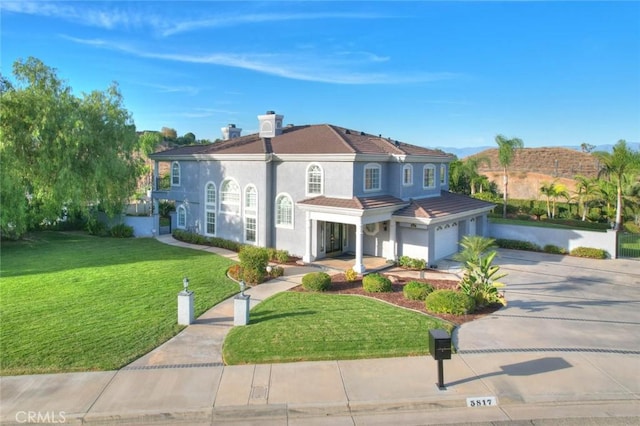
[593,140,640,230]
[495,134,524,218]
[0,57,141,238]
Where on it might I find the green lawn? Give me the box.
[222,292,453,365]
[0,232,238,375]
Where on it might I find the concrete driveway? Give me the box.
[455,249,640,353]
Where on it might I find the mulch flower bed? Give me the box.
[289,272,504,326]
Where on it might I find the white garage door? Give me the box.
[434,222,459,260]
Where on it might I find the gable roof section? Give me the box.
[394,191,495,220]
[150,124,453,159]
[298,194,406,210]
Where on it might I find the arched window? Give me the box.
[364,163,381,192]
[402,164,413,186]
[275,193,293,228]
[244,185,258,243]
[220,178,240,215]
[171,162,181,186]
[177,205,186,229]
[306,164,323,195]
[204,182,216,235]
[423,164,436,189]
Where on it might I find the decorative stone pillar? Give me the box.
[177,290,194,325]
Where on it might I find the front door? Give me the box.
[326,222,343,254]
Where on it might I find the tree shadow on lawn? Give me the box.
[249,309,317,324]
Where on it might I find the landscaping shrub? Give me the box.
[402,281,434,301]
[570,247,608,259]
[458,251,506,307]
[109,223,134,238]
[344,268,358,282]
[397,256,426,270]
[172,230,244,252]
[425,290,476,315]
[238,246,270,284]
[268,265,285,278]
[362,273,392,293]
[495,238,541,252]
[274,249,290,264]
[301,272,331,292]
[228,264,242,280]
[86,218,108,236]
[543,244,566,255]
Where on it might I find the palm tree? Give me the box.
[453,235,497,265]
[593,140,640,230]
[539,181,555,218]
[495,134,524,218]
[574,176,600,221]
[464,156,491,195]
[551,182,569,218]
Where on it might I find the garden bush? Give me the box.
[402,281,434,301]
[543,244,566,255]
[570,247,608,259]
[397,256,426,270]
[268,265,285,278]
[344,268,358,282]
[362,273,392,293]
[109,223,134,238]
[228,264,242,280]
[425,290,476,315]
[172,230,244,252]
[301,272,331,292]
[239,246,270,284]
[86,217,108,236]
[495,238,541,252]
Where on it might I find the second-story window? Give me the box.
[364,163,381,192]
[440,164,447,185]
[423,164,436,189]
[403,164,413,186]
[306,164,323,195]
[171,162,180,186]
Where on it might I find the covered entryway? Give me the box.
[325,222,344,255]
[434,222,459,260]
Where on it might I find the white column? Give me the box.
[388,220,397,261]
[302,212,312,263]
[353,222,365,273]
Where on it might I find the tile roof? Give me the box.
[150,124,453,159]
[298,195,407,210]
[394,191,495,220]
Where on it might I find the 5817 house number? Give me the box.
[466,396,497,407]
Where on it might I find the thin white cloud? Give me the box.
[65,36,460,85]
[162,12,385,37]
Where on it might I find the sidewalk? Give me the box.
[1,238,638,425]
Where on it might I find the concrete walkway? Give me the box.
[1,239,638,425]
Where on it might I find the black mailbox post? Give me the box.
[429,329,451,390]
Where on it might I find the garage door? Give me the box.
[434,222,459,260]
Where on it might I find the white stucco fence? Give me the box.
[487,223,618,258]
[99,213,156,238]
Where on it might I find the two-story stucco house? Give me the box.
[149,111,494,272]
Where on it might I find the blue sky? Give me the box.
[2,1,639,149]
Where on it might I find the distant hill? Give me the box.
[465,147,602,200]
[437,142,639,159]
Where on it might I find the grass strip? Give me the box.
[223,292,453,365]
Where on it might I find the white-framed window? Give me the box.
[364,163,381,192]
[220,178,240,215]
[440,164,447,185]
[402,164,413,186]
[275,193,294,228]
[245,217,257,243]
[244,185,258,243]
[423,164,436,189]
[171,162,181,186]
[204,182,216,235]
[177,205,186,229]
[306,163,323,196]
